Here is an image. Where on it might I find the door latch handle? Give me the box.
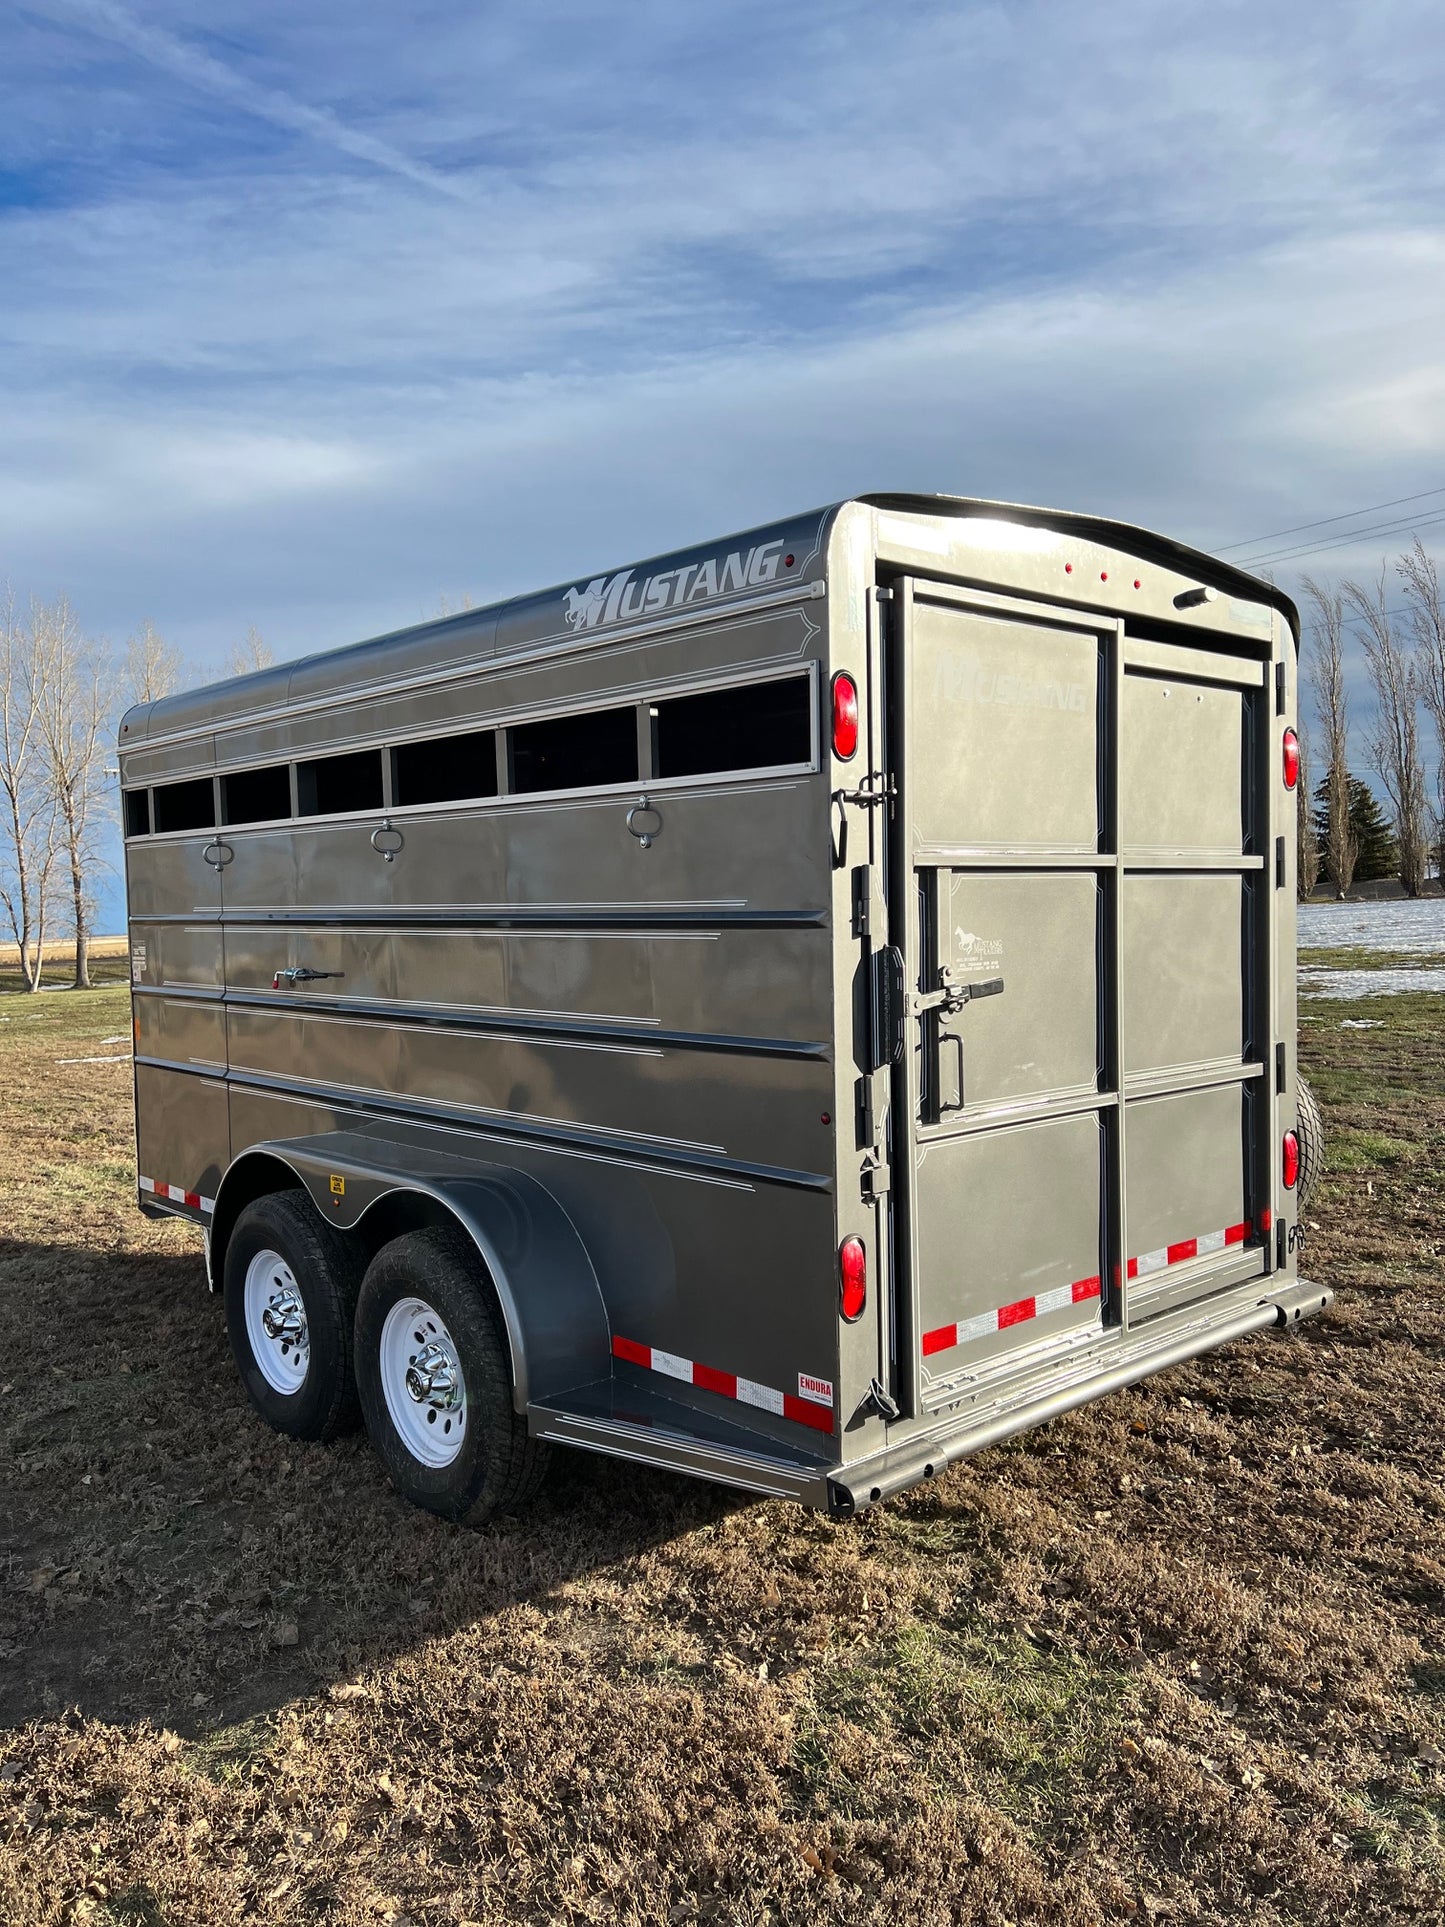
[271,967,344,989]
[830,771,895,867]
[911,969,1004,1018]
[863,1377,901,1422]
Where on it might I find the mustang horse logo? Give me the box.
[564,580,610,630]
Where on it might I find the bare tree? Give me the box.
[30,596,115,989]
[224,626,275,678]
[124,619,186,705]
[1398,539,1445,882]
[1296,721,1321,898]
[1344,567,1429,897]
[1302,577,1358,898]
[0,585,58,990]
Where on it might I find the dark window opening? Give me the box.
[296,749,384,817]
[393,730,498,807]
[122,788,150,838]
[222,763,291,826]
[509,706,638,796]
[652,676,812,779]
[152,777,216,834]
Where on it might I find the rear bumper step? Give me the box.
[828,1278,1333,1516]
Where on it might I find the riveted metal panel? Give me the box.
[914,1111,1104,1368]
[217,776,826,919]
[1120,673,1246,855]
[219,923,830,1044]
[133,1064,229,1205]
[938,870,1101,1111]
[135,995,229,1076]
[123,830,224,922]
[129,921,224,993]
[1125,1083,1252,1274]
[907,601,1099,854]
[1122,873,1247,1076]
[222,1004,831,1179]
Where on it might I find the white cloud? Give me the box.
[27,0,477,200]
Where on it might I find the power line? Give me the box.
[1217,483,1445,554]
[1237,508,1445,570]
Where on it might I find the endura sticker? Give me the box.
[797,1372,834,1407]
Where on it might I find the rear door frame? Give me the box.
[880,572,1275,1420]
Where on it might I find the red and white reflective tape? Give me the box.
[611,1334,835,1434]
[139,1175,214,1216]
[923,1274,1101,1359]
[1127,1211,1268,1281]
[922,1212,1272,1359]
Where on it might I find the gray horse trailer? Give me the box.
[120,494,1328,1522]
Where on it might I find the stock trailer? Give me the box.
[120,494,1327,1523]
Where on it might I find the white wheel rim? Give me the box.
[379,1296,468,1469]
[244,1248,310,1394]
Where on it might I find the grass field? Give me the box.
[0,936,130,995]
[0,983,1442,1924]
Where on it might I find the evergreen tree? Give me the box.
[1314,775,1397,885]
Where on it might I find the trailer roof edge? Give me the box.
[856,492,1300,647]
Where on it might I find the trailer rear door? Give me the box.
[886,576,1271,1413]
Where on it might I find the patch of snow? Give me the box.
[1299,967,1445,999]
[1299,900,1445,955]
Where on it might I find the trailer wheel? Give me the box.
[1296,1075,1324,1209]
[354,1226,549,1525]
[223,1190,364,1441]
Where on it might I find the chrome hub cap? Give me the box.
[380,1297,468,1468]
[244,1249,310,1394]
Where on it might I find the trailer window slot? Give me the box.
[651,675,812,779]
[393,729,499,807]
[222,762,292,826]
[122,789,151,838]
[508,706,639,796]
[296,749,385,817]
[152,776,216,834]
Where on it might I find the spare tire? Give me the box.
[1296,1075,1324,1208]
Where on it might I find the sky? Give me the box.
[2,0,1444,929]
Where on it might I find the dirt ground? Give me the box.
[0,981,1441,1925]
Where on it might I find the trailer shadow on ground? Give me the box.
[0,1237,740,1741]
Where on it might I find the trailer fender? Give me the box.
[209,1135,610,1412]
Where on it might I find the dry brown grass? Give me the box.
[0,984,1442,1925]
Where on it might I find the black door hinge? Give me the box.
[851,864,871,940]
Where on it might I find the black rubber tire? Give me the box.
[354,1226,550,1526]
[1297,1075,1325,1209]
[223,1189,366,1441]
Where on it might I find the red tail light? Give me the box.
[1282,1130,1299,1189]
[1282,728,1299,790]
[839,1235,867,1321]
[831,673,859,760]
